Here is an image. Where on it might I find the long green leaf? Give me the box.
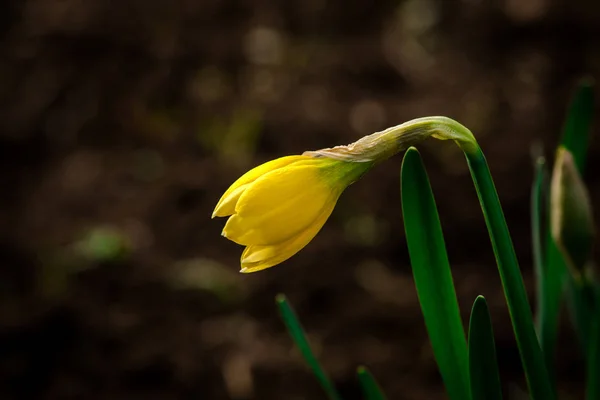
[538,79,594,352]
[586,288,600,400]
[468,295,503,400]
[464,146,555,400]
[560,77,594,172]
[531,155,558,375]
[559,79,597,399]
[400,147,470,400]
[275,294,342,400]
[531,156,547,297]
[541,237,566,354]
[564,274,594,352]
[357,366,387,400]
[555,78,596,354]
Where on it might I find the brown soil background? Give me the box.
[1,0,600,399]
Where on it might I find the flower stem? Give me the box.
[463,146,555,400]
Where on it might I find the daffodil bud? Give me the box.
[550,146,595,281]
[212,155,373,272]
[213,116,479,272]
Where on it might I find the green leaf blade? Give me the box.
[564,275,594,353]
[276,294,342,400]
[560,77,595,172]
[586,292,600,400]
[464,147,555,400]
[552,78,596,355]
[531,155,559,376]
[557,78,598,400]
[468,295,503,400]
[357,366,387,400]
[531,156,547,288]
[400,147,470,400]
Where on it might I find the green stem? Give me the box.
[464,146,555,400]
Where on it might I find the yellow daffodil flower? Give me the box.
[213,116,477,272]
[213,155,373,272]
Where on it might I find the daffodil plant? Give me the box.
[213,80,597,400]
[213,116,475,272]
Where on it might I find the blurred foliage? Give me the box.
[198,107,263,167]
[73,226,131,263]
[169,257,244,303]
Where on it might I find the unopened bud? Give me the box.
[550,147,595,281]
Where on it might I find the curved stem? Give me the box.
[305,116,478,163]
[464,146,555,400]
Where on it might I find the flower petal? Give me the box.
[239,196,338,272]
[212,184,248,218]
[212,155,310,218]
[223,162,338,245]
[221,213,257,245]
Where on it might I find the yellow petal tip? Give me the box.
[241,252,259,264]
[211,205,231,219]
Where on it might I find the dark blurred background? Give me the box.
[1,0,599,399]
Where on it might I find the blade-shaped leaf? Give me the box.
[531,156,547,295]
[357,366,387,400]
[468,295,503,400]
[586,289,600,400]
[554,78,596,356]
[560,77,594,172]
[464,146,555,400]
[531,155,559,376]
[276,294,342,400]
[564,275,594,353]
[400,147,470,400]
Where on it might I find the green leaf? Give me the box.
[531,156,547,294]
[357,366,387,400]
[560,77,595,172]
[586,289,600,400]
[564,274,594,352]
[531,156,562,375]
[468,295,503,400]
[526,78,593,382]
[549,78,595,355]
[275,294,342,400]
[400,147,470,400]
[541,237,567,358]
[464,146,555,400]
